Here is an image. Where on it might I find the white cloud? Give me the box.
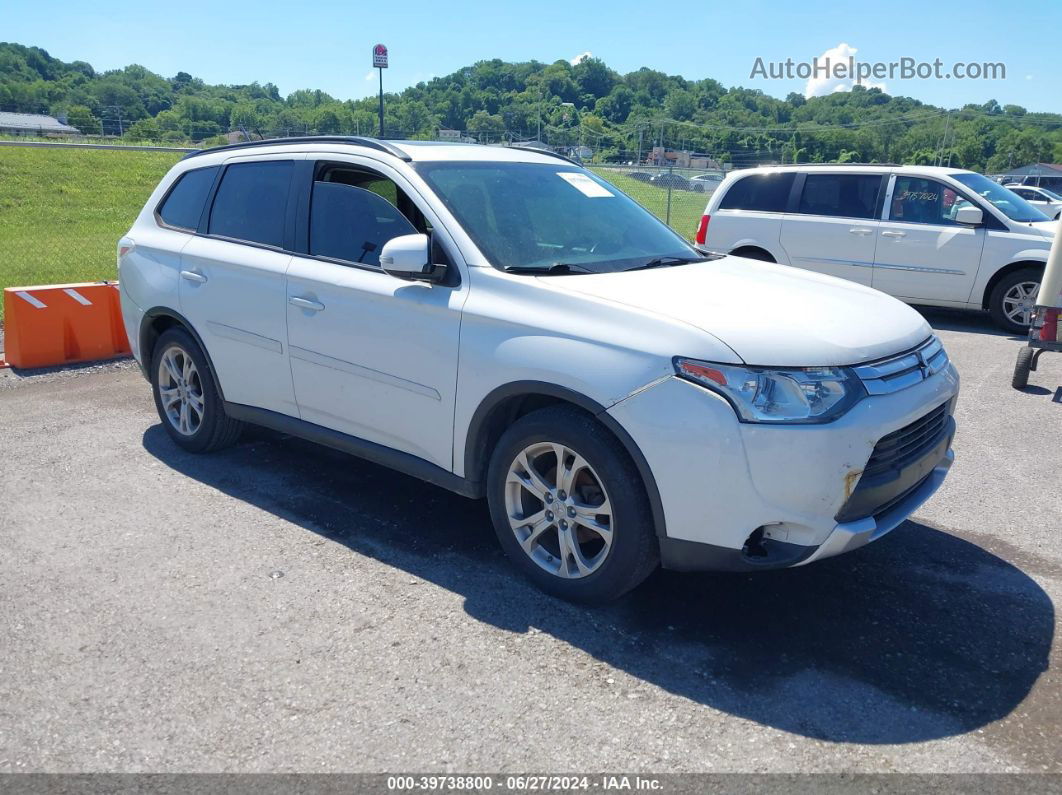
[569,51,592,66]
[364,70,376,81]
[804,42,887,98]
[1026,74,1034,81]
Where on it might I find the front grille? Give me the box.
[863,402,949,478]
[853,336,949,395]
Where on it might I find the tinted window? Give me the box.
[797,174,881,219]
[208,161,293,247]
[157,166,218,231]
[309,182,416,266]
[719,173,795,212]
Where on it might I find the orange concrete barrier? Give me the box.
[1,282,130,369]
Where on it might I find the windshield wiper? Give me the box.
[624,255,714,272]
[503,262,595,275]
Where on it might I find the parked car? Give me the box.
[688,173,724,193]
[1004,184,1062,220]
[696,165,1057,332]
[649,172,691,190]
[120,138,958,602]
[626,171,654,182]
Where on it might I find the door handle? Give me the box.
[180,270,208,283]
[848,227,872,235]
[289,296,325,312]
[881,230,906,238]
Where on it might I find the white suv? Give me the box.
[119,138,959,602]
[697,165,1057,332]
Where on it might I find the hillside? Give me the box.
[1,42,1060,170]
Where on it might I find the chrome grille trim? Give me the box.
[854,336,950,396]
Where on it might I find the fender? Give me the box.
[464,380,668,539]
[139,307,227,402]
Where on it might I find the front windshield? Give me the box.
[414,161,700,272]
[952,173,1050,223]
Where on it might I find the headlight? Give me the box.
[674,358,865,424]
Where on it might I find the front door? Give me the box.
[872,175,986,303]
[284,158,465,470]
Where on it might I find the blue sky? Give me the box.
[5,0,1060,112]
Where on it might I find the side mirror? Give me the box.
[955,205,984,226]
[379,233,444,282]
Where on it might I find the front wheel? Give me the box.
[1012,346,1035,390]
[989,268,1042,334]
[486,406,658,603]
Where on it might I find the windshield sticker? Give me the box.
[558,172,614,198]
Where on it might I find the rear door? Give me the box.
[283,156,466,470]
[178,154,299,416]
[778,172,884,286]
[872,174,986,303]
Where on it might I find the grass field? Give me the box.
[0,147,181,321]
[590,168,708,242]
[0,148,704,323]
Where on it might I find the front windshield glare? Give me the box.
[414,161,700,273]
[953,173,1049,223]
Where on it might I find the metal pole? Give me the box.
[378,67,384,138]
[665,165,673,226]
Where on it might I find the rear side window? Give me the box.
[797,174,881,219]
[208,160,293,248]
[157,166,218,231]
[309,181,416,266]
[719,173,795,212]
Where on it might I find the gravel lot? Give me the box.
[1,307,1059,774]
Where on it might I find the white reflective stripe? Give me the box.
[15,291,46,309]
[64,288,92,306]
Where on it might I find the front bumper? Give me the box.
[606,363,959,572]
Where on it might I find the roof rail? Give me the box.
[764,162,906,168]
[181,136,412,162]
[507,145,582,166]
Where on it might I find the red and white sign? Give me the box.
[373,43,388,69]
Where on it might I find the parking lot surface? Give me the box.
[1,308,1059,773]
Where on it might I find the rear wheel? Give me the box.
[730,246,775,263]
[486,406,658,603]
[989,268,1042,334]
[151,327,243,453]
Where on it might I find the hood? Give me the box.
[559,256,931,367]
[1030,220,1059,238]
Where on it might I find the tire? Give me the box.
[486,406,658,603]
[989,267,1042,334]
[1012,346,1034,390]
[150,327,243,453]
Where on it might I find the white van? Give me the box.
[697,165,1057,332]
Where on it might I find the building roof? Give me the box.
[1006,163,1062,176]
[0,112,81,133]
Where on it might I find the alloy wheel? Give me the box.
[157,346,205,436]
[503,441,614,579]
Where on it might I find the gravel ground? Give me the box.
[0,307,1059,774]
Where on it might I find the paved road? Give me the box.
[1,308,1059,773]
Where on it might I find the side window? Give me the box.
[889,177,965,225]
[208,160,293,247]
[157,166,218,231]
[309,181,416,266]
[796,174,881,219]
[719,173,795,212]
